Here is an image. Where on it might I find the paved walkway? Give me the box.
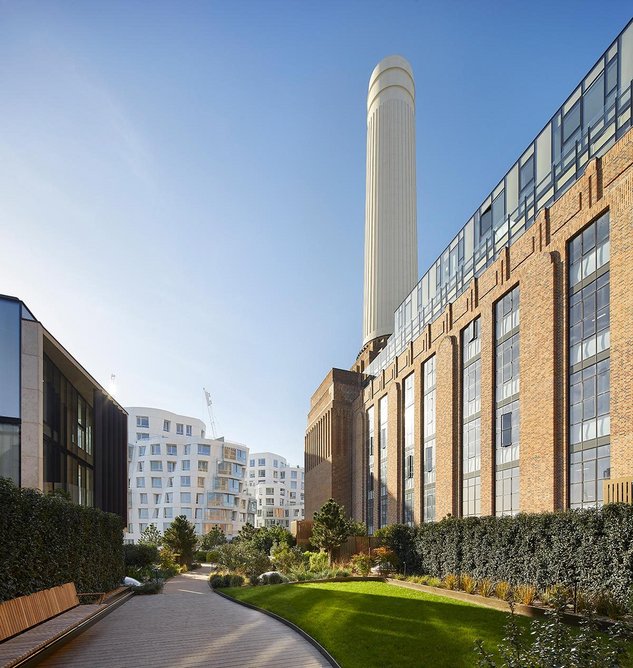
[38,567,330,668]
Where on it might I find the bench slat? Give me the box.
[0,583,79,642]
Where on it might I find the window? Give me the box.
[197,476,205,487]
[196,493,204,504]
[258,458,266,466]
[379,395,388,528]
[181,492,191,503]
[291,481,297,489]
[198,444,211,456]
[167,461,176,472]
[138,508,149,519]
[249,459,255,467]
[198,461,208,472]
[181,460,190,471]
[181,476,191,487]
[151,477,162,489]
[150,460,163,471]
[403,373,415,525]
[184,444,191,455]
[495,286,520,516]
[195,508,202,519]
[136,416,149,428]
[186,425,192,436]
[273,459,278,468]
[136,477,145,488]
[266,487,274,495]
[569,213,610,509]
[291,470,297,479]
[164,507,173,519]
[423,356,436,522]
[176,423,184,435]
[136,432,149,441]
[138,445,146,456]
[266,498,274,505]
[151,444,161,455]
[139,493,148,504]
[163,420,170,432]
[164,492,172,503]
[167,444,177,456]
[153,494,161,504]
[258,470,265,478]
[480,205,492,236]
[137,462,144,472]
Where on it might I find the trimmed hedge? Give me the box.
[0,478,125,602]
[381,504,633,603]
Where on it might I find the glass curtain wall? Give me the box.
[495,288,520,516]
[0,297,21,484]
[569,212,610,508]
[403,374,415,525]
[379,396,388,528]
[367,406,375,534]
[43,355,94,506]
[423,356,436,522]
[462,318,481,516]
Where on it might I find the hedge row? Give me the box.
[381,504,633,603]
[0,478,125,601]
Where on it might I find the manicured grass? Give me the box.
[223,581,528,667]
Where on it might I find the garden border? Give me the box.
[385,578,616,629]
[214,589,341,668]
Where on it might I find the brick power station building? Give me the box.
[305,20,633,530]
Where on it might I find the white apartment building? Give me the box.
[246,452,305,528]
[125,407,256,543]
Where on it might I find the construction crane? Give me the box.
[203,388,218,439]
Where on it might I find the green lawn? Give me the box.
[223,581,528,667]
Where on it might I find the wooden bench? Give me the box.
[0,583,105,643]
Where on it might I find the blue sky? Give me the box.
[0,1,631,465]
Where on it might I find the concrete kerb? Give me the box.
[213,590,341,668]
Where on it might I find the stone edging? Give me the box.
[214,589,341,668]
[384,579,616,629]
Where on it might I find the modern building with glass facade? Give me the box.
[0,295,128,521]
[305,20,633,528]
[125,407,255,542]
[245,451,305,528]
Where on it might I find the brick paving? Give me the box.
[37,567,330,668]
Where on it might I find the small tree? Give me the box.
[200,526,226,550]
[162,516,198,567]
[139,523,162,547]
[311,499,353,564]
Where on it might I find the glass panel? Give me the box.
[0,299,21,419]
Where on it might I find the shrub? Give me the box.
[193,550,207,562]
[270,542,306,574]
[189,563,201,571]
[335,568,351,577]
[208,573,244,589]
[131,579,164,595]
[474,601,633,667]
[0,478,124,601]
[157,547,180,578]
[374,524,419,573]
[540,584,571,607]
[308,551,329,573]
[442,573,459,590]
[248,574,259,586]
[350,553,375,576]
[514,584,537,606]
[124,544,159,568]
[461,574,477,594]
[373,547,398,572]
[215,543,270,577]
[311,499,354,564]
[411,505,633,606]
[495,581,512,601]
[479,579,494,597]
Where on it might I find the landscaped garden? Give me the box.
[223,580,523,667]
